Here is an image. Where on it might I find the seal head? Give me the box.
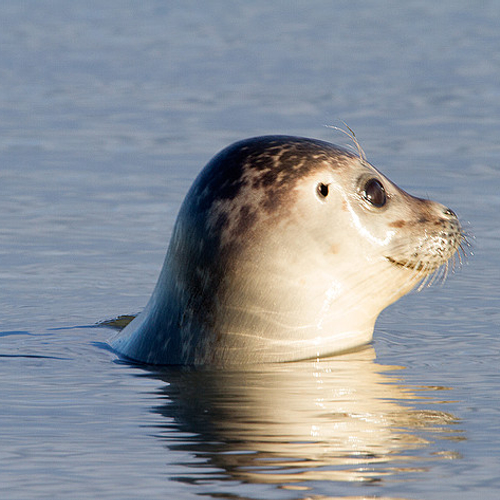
[112,136,463,365]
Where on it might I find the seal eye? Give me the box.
[363,178,386,207]
[316,183,329,198]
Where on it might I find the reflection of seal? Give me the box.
[112,136,464,365]
[150,348,460,485]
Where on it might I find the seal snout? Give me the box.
[385,197,463,276]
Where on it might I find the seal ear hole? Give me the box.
[316,182,329,199]
[363,178,387,208]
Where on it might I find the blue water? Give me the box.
[1,1,499,499]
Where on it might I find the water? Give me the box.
[1,1,499,498]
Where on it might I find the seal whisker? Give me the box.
[425,269,439,290]
[452,250,463,272]
[434,263,448,286]
[416,268,432,291]
[457,230,473,267]
[325,122,367,161]
[442,259,451,283]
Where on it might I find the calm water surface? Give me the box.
[1,1,499,499]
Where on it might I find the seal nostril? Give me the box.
[316,182,329,198]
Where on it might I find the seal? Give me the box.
[112,135,463,365]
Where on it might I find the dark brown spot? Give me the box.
[234,204,258,236]
[389,219,407,228]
